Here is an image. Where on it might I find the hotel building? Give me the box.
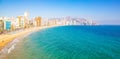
[4,18,12,31]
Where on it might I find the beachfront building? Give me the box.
[4,19,12,31]
[24,11,30,28]
[10,17,17,31]
[48,20,56,26]
[24,17,30,28]
[34,16,42,27]
[16,14,29,29]
[29,18,34,27]
[0,17,16,32]
[0,19,4,33]
[16,16,25,28]
[41,18,49,26]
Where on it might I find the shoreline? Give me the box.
[0,25,57,55]
[0,31,31,59]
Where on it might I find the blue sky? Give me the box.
[0,0,120,25]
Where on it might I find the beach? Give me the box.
[0,25,56,52]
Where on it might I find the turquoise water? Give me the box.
[5,25,120,59]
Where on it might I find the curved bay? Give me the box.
[5,25,120,59]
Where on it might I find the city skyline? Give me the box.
[0,0,120,25]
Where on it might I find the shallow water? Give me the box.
[5,25,120,59]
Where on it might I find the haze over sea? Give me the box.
[5,25,120,59]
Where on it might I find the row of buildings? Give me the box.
[0,12,97,34]
[43,16,97,26]
[0,12,42,33]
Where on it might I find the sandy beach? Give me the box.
[0,25,56,51]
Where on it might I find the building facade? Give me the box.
[0,20,4,33]
[34,16,41,27]
[4,20,12,31]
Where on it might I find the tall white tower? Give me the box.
[24,11,29,17]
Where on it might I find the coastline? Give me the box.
[0,25,57,56]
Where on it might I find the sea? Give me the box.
[3,25,120,59]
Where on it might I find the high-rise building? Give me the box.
[24,11,29,17]
[4,20,12,31]
[34,16,42,27]
[24,11,30,28]
[17,16,25,28]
